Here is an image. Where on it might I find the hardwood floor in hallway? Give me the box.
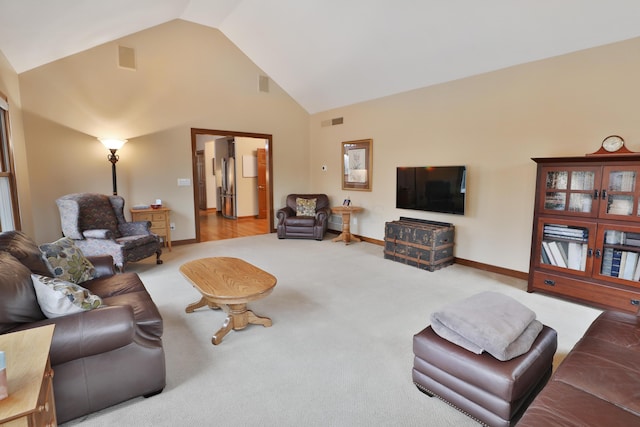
[199,209,270,241]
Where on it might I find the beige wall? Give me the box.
[4,19,640,274]
[17,20,310,244]
[310,37,640,273]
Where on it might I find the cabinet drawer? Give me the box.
[132,212,166,221]
[133,213,152,222]
[531,271,640,313]
[150,226,166,236]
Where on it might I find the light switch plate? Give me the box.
[177,178,191,186]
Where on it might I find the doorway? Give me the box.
[190,128,274,243]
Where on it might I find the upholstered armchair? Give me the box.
[56,193,162,271]
[277,194,330,240]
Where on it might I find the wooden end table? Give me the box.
[0,324,56,426]
[180,257,277,345]
[331,206,364,244]
[130,207,172,251]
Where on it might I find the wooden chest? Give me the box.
[384,217,454,271]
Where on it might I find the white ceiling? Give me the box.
[1,0,640,113]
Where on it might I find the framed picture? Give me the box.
[342,139,372,191]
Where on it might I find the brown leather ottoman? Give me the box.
[412,324,557,427]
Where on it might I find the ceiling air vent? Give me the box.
[118,46,136,70]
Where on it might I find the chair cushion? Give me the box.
[116,234,158,249]
[296,197,317,216]
[77,193,120,237]
[285,216,317,226]
[31,274,103,318]
[39,237,97,284]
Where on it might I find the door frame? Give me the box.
[190,128,275,242]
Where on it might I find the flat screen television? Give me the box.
[396,166,466,215]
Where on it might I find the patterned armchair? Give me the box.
[56,193,162,271]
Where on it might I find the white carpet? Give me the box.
[63,234,601,426]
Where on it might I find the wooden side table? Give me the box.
[131,208,172,251]
[331,206,364,245]
[0,324,56,427]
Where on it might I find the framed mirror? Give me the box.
[342,139,372,191]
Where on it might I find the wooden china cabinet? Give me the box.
[528,150,640,313]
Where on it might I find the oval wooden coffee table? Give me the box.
[180,257,277,345]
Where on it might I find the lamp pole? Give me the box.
[99,138,127,196]
[107,148,119,195]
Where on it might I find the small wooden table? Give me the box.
[131,207,172,251]
[180,257,277,345]
[0,325,56,427]
[331,206,364,244]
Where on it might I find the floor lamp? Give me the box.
[99,138,127,195]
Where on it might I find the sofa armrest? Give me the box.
[86,255,116,278]
[276,207,295,224]
[119,221,151,236]
[316,207,331,223]
[16,305,136,365]
[83,229,115,239]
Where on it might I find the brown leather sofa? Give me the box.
[0,231,165,424]
[519,310,640,426]
[276,194,330,240]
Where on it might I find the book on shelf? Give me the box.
[622,251,638,280]
[607,198,633,216]
[619,251,628,278]
[604,230,625,245]
[557,242,569,266]
[624,232,640,247]
[543,225,588,241]
[567,242,584,271]
[546,172,568,190]
[611,249,623,278]
[541,241,555,266]
[633,255,640,281]
[570,171,595,191]
[609,171,635,192]
[601,248,614,276]
[548,241,567,268]
[580,244,588,271]
[541,243,552,265]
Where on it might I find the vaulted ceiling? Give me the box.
[1,0,640,113]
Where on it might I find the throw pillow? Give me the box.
[31,274,103,318]
[296,198,317,216]
[39,237,96,284]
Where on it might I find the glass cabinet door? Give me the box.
[539,166,601,217]
[599,166,640,222]
[595,224,640,287]
[536,218,594,276]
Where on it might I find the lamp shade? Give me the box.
[99,138,127,150]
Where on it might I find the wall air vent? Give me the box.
[321,117,344,127]
[118,46,136,70]
[258,75,270,93]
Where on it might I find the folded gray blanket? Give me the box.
[430,291,543,361]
